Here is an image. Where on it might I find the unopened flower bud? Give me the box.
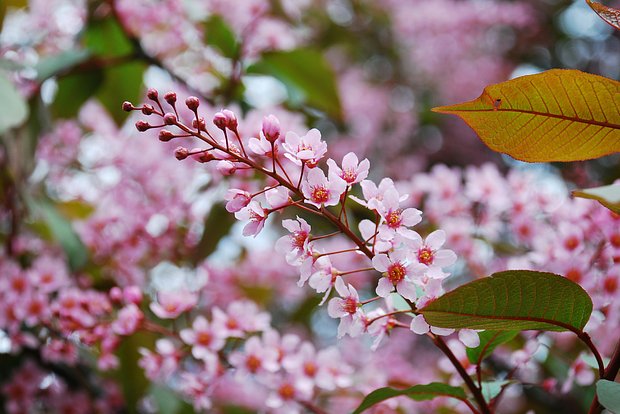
[191,149,214,163]
[135,120,151,132]
[163,113,177,125]
[262,114,280,143]
[222,109,238,130]
[159,129,175,142]
[216,160,236,175]
[174,147,190,160]
[122,101,134,112]
[109,287,123,302]
[147,88,159,101]
[123,286,143,304]
[213,112,227,130]
[185,96,200,111]
[164,91,177,105]
[192,117,206,131]
[141,104,154,115]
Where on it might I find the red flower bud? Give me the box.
[159,129,175,142]
[163,113,177,125]
[174,147,190,160]
[122,101,134,112]
[164,92,177,105]
[135,120,151,132]
[147,88,159,101]
[185,96,200,111]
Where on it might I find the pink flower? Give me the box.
[149,290,197,319]
[308,256,338,304]
[180,316,225,361]
[249,134,276,156]
[372,250,417,301]
[327,277,365,338]
[276,217,312,265]
[234,201,269,237]
[327,152,370,185]
[282,128,327,165]
[301,168,346,208]
[377,187,422,240]
[112,304,143,335]
[265,186,290,209]
[229,336,279,375]
[225,189,251,213]
[212,300,271,338]
[407,230,457,279]
[351,178,404,210]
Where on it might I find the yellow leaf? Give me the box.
[432,69,620,162]
[572,183,620,214]
[586,0,620,31]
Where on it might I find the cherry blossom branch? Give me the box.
[588,336,620,414]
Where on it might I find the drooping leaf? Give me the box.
[204,15,239,58]
[596,380,620,413]
[587,0,620,31]
[466,331,519,365]
[28,198,89,271]
[52,70,104,119]
[35,49,91,81]
[572,183,620,214]
[351,383,468,414]
[247,48,342,120]
[96,61,146,125]
[432,69,620,162]
[420,270,593,332]
[0,71,28,134]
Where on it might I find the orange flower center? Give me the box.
[418,247,434,266]
[387,263,406,284]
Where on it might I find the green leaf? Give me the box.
[352,383,468,414]
[204,15,239,58]
[29,198,89,271]
[52,70,104,119]
[247,49,342,120]
[420,270,593,332]
[0,71,28,133]
[84,17,134,58]
[96,61,146,125]
[115,333,156,414]
[466,331,519,365]
[597,380,620,413]
[190,203,236,265]
[35,49,91,81]
[57,199,95,219]
[572,184,620,214]
[481,380,511,402]
[432,69,620,162]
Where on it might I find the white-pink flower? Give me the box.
[229,336,279,375]
[410,314,454,336]
[180,316,225,361]
[372,250,417,301]
[282,128,327,165]
[276,217,312,265]
[234,201,269,237]
[265,187,290,209]
[149,290,197,319]
[326,152,370,185]
[224,189,251,213]
[301,168,346,208]
[327,277,365,338]
[377,187,421,240]
[407,230,457,278]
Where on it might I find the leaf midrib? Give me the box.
[423,309,582,332]
[439,107,620,130]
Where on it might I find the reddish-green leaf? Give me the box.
[432,69,620,162]
[351,383,467,414]
[420,270,593,332]
[572,183,620,214]
[587,0,620,30]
